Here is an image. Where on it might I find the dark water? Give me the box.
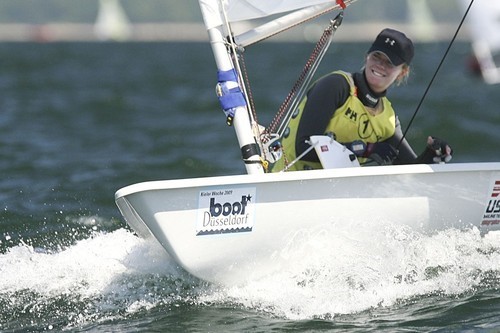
[0,41,499,332]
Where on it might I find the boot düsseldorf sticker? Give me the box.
[196,187,256,236]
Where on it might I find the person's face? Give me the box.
[365,51,405,93]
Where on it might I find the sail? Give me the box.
[407,0,435,42]
[200,0,343,29]
[460,0,500,84]
[224,0,343,22]
[94,0,131,41]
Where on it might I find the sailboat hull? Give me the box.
[115,162,500,285]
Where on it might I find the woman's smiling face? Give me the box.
[365,51,406,93]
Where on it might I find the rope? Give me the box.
[398,0,475,148]
[265,13,343,139]
[238,53,258,122]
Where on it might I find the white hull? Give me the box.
[115,162,500,285]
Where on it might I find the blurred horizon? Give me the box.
[0,0,472,42]
[0,0,463,24]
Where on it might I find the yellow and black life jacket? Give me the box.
[271,71,396,172]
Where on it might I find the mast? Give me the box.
[199,0,264,175]
[198,0,351,174]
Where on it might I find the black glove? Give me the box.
[364,142,399,165]
[427,136,453,163]
[417,136,453,164]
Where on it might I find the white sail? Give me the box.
[200,0,346,30]
[94,0,132,41]
[407,0,435,42]
[460,0,500,84]
[224,0,343,22]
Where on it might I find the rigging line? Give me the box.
[266,12,343,138]
[275,22,337,137]
[398,0,475,149]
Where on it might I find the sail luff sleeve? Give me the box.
[216,69,247,123]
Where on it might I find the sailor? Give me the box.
[272,28,453,171]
